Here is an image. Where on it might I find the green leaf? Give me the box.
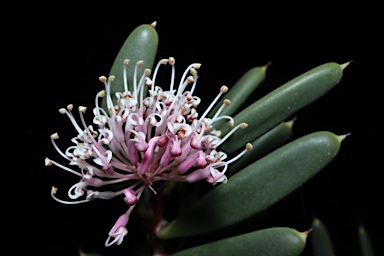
[208,64,268,129]
[170,227,307,256]
[101,23,158,111]
[167,181,204,217]
[157,131,345,239]
[310,218,336,256]
[220,62,349,154]
[227,118,294,176]
[359,224,376,256]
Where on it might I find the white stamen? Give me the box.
[123,59,130,92]
[94,91,105,116]
[51,186,91,204]
[50,134,73,161]
[190,68,199,94]
[137,72,148,115]
[48,159,82,177]
[79,106,87,113]
[51,133,59,139]
[211,99,231,122]
[133,60,144,98]
[169,57,176,92]
[225,143,253,165]
[45,157,52,166]
[214,123,248,148]
[105,76,116,113]
[176,76,193,100]
[211,114,235,127]
[151,59,169,93]
[199,86,228,121]
[179,63,201,89]
[77,107,99,144]
[60,106,84,136]
[220,86,228,93]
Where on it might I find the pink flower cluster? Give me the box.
[46,57,251,246]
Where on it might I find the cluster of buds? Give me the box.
[46,57,252,246]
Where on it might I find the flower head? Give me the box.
[46,57,251,246]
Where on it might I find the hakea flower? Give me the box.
[46,57,252,247]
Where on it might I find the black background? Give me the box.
[6,3,383,256]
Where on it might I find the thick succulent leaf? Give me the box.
[157,131,345,239]
[207,64,267,129]
[171,227,307,256]
[220,62,348,154]
[227,118,294,176]
[359,225,376,256]
[101,23,158,111]
[166,181,204,217]
[310,218,336,256]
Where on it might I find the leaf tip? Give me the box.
[340,60,353,70]
[150,21,157,29]
[336,132,351,142]
[358,223,366,234]
[262,61,272,71]
[305,228,313,236]
[297,228,312,242]
[312,217,321,225]
[282,117,296,129]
